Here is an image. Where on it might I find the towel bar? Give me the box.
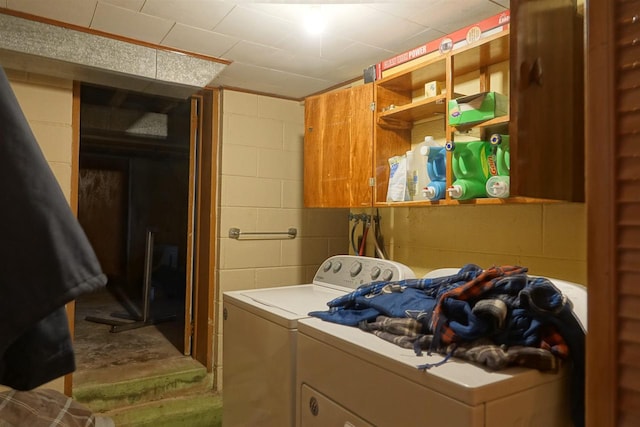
[228,227,297,240]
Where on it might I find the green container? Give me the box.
[448,92,508,126]
[450,140,493,200]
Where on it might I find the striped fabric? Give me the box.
[430,265,528,346]
[0,389,114,427]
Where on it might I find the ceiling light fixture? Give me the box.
[304,6,326,35]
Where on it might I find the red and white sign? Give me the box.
[376,10,511,77]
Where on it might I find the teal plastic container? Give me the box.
[421,146,447,200]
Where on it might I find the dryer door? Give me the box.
[300,384,373,427]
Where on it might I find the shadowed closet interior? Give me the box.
[73,84,192,375]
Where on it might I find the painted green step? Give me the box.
[104,392,222,427]
[73,356,210,412]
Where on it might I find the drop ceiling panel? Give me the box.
[162,23,239,58]
[0,0,509,99]
[100,0,145,12]
[7,0,97,26]
[212,6,292,47]
[142,0,233,31]
[213,62,332,99]
[223,40,335,80]
[91,2,173,44]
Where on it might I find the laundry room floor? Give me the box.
[72,286,185,374]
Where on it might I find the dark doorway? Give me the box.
[74,84,193,370]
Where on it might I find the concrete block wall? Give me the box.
[214,90,349,389]
[353,203,586,284]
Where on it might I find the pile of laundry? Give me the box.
[309,264,585,426]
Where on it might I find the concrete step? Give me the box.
[73,356,211,413]
[104,392,222,427]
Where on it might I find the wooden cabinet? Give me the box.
[304,3,584,207]
[510,0,584,202]
[304,84,374,208]
[373,30,512,206]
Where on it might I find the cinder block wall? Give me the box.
[354,203,586,283]
[215,90,349,389]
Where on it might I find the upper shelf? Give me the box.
[376,30,510,94]
[377,57,447,93]
[378,94,447,129]
[452,30,510,77]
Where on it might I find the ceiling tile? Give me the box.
[99,0,144,12]
[2,0,510,98]
[490,0,509,8]
[223,40,334,80]
[213,62,332,99]
[162,23,239,58]
[370,0,506,33]
[212,5,292,47]
[7,0,97,26]
[90,2,174,45]
[346,7,429,50]
[142,0,233,31]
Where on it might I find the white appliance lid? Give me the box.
[298,316,566,406]
[224,284,344,326]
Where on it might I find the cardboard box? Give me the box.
[425,81,445,98]
[448,92,508,125]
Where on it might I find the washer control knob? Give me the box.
[322,261,332,272]
[332,261,342,273]
[370,266,381,280]
[381,268,394,281]
[350,261,362,277]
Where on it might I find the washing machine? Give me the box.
[296,269,587,427]
[222,255,415,427]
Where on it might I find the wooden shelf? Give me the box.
[450,115,510,132]
[374,196,560,208]
[377,57,447,93]
[378,94,447,129]
[452,30,510,77]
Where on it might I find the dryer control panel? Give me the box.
[313,255,415,290]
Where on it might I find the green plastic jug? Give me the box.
[447,140,492,200]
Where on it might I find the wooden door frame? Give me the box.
[586,0,618,425]
[190,88,219,370]
[65,85,219,393]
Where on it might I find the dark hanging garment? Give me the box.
[0,67,107,390]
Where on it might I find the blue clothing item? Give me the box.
[519,277,585,427]
[494,308,543,347]
[310,287,438,327]
[354,287,437,322]
[309,306,380,326]
[324,264,483,309]
[310,264,483,327]
[442,298,489,341]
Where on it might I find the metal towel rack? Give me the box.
[228,227,297,240]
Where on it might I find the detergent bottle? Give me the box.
[447,140,492,200]
[485,134,510,198]
[405,150,418,200]
[420,138,447,201]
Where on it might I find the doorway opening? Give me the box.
[73,84,194,376]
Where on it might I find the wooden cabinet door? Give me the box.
[510,0,584,202]
[304,84,374,207]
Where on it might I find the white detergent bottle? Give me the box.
[405,150,417,200]
[414,136,438,201]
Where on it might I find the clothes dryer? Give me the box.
[296,269,587,427]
